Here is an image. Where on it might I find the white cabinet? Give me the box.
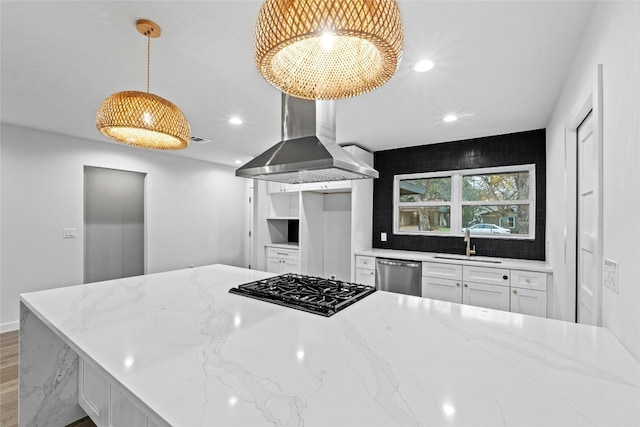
[299,180,351,193]
[510,287,547,317]
[510,269,548,317]
[268,182,300,193]
[355,268,375,287]
[422,262,462,280]
[266,246,300,274]
[79,358,108,427]
[463,265,510,286]
[463,281,510,311]
[79,358,168,427]
[421,262,549,317]
[110,386,147,427]
[421,276,462,303]
[355,255,375,286]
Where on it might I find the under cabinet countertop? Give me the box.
[356,248,553,272]
[21,265,638,426]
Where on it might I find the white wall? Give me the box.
[0,124,248,330]
[323,193,351,281]
[546,2,640,359]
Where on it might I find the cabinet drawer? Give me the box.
[266,247,299,260]
[463,265,510,286]
[422,262,462,280]
[510,270,547,291]
[356,255,375,270]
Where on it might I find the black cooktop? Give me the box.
[229,273,376,317]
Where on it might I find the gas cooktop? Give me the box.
[229,273,376,317]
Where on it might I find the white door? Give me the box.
[577,111,600,325]
[511,288,547,317]
[421,277,462,303]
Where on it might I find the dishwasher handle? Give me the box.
[377,259,421,268]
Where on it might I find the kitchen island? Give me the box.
[20,264,639,426]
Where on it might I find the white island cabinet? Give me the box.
[19,265,639,427]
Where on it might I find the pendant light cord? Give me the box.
[146,34,150,93]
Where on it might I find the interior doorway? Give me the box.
[576,111,599,325]
[566,64,603,326]
[84,166,146,284]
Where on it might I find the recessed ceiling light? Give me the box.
[234,159,243,165]
[443,114,458,122]
[229,117,243,125]
[414,60,434,72]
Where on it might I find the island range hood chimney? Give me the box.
[235,94,378,184]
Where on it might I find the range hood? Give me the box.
[236,94,378,184]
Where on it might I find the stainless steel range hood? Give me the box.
[236,94,378,184]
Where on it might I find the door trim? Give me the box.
[563,64,604,325]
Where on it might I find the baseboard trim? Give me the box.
[1,321,19,333]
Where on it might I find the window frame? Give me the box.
[393,164,536,240]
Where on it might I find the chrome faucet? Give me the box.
[464,229,476,257]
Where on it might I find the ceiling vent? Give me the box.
[190,136,211,144]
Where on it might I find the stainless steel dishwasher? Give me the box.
[375,258,422,297]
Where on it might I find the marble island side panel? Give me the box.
[19,302,85,426]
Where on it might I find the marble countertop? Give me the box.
[21,264,638,426]
[356,248,553,272]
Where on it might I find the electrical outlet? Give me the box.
[63,228,76,239]
[603,259,618,294]
[381,232,387,242]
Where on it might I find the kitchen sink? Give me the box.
[433,255,502,264]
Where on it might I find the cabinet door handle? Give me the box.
[503,275,509,280]
[513,290,517,294]
[464,284,468,288]
[456,283,460,287]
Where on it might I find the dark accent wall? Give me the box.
[373,129,546,260]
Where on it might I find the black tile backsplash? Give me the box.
[373,129,546,260]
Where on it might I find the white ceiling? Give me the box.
[1,1,594,167]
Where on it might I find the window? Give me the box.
[394,165,535,239]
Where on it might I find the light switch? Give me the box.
[63,228,76,239]
[381,232,387,242]
[603,258,618,294]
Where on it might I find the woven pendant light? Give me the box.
[255,0,403,100]
[96,20,190,150]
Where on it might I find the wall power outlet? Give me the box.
[381,232,387,242]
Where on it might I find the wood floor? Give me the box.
[0,330,95,427]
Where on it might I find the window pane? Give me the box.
[462,205,530,235]
[399,207,451,233]
[462,172,530,201]
[399,177,451,202]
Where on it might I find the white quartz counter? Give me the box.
[356,248,553,272]
[20,264,638,426]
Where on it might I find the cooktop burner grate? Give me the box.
[229,273,376,317]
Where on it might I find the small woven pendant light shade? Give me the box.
[96,91,190,150]
[255,0,403,100]
[96,20,190,150]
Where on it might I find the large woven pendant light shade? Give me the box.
[255,0,403,100]
[96,20,190,150]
